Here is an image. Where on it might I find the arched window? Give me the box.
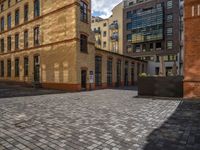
[34,0,40,18]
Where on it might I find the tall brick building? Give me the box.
[0,0,147,91]
[184,0,200,98]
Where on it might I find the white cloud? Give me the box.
[92,0,122,18]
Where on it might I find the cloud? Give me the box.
[92,0,122,19]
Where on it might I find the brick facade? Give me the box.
[184,0,200,98]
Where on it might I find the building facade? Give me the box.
[184,0,200,98]
[123,0,181,76]
[0,0,147,91]
[91,2,124,54]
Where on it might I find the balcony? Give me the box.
[110,33,119,41]
[93,29,101,34]
[109,22,118,30]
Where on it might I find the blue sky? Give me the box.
[92,0,122,18]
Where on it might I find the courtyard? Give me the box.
[0,84,200,150]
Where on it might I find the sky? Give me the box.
[92,0,122,19]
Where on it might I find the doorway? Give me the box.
[34,55,40,82]
[81,70,87,90]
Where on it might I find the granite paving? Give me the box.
[0,85,200,150]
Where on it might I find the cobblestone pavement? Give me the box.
[0,86,200,150]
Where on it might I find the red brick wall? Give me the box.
[184,0,200,99]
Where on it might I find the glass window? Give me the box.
[7,13,11,29]
[0,60,4,77]
[80,34,88,53]
[127,34,132,41]
[34,0,40,18]
[1,4,4,12]
[7,59,11,77]
[1,38,4,53]
[127,22,132,30]
[167,41,173,49]
[107,58,112,86]
[167,27,173,36]
[15,58,19,77]
[15,33,19,50]
[34,27,40,46]
[103,41,106,48]
[95,56,102,86]
[80,1,88,23]
[116,60,121,86]
[167,14,173,22]
[24,4,29,22]
[1,17,4,31]
[15,9,20,26]
[24,30,28,48]
[24,57,28,76]
[8,0,11,7]
[127,11,132,19]
[7,36,12,52]
[167,0,173,9]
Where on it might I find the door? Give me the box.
[81,70,87,90]
[34,55,40,82]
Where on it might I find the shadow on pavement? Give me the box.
[0,83,66,99]
[144,100,200,150]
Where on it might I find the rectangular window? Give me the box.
[127,23,132,30]
[167,0,173,9]
[167,41,173,49]
[1,38,4,53]
[15,33,19,50]
[80,1,88,23]
[7,13,11,29]
[24,30,28,48]
[167,14,173,22]
[192,6,195,17]
[80,34,88,53]
[198,5,200,16]
[116,60,121,86]
[107,59,113,86]
[1,17,4,31]
[103,42,106,48]
[95,56,102,86]
[15,9,20,26]
[8,0,11,7]
[0,60,4,77]
[127,11,132,19]
[7,59,11,77]
[24,4,29,22]
[15,58,19,77]
[7,36,12,52]
[34,0,40,18]
[34,27,40,46]
[24,57,28,76]
[167,27,173,36]
[127,34,132,41]
[1,4,4,12]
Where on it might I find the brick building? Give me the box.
[184,0,200,98]
[0,0,147,91]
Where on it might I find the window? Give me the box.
[167,41,173,49]
[127,11,132,19]
[1,4,4,12]
[7,59,11,77]
[103,31,107,37]
[167,14,173,22]
[107,58,112,86]
[7,36,12,52]
[24,30,28,48]
[0,60,4,77]
[103,41,106,48]
[34,27,40,46]
[80,34,88,53]
[80,1,88,23]
[198,5,200,16]
[24,4,29,22]
[192,6,195,17]
[16,0,20,3]
[7,13,11,29]
[34,0,40,18]
[127,34,132,41]
[15,9,20,26]
[8,0,11,7]
[15,58,19,77]
[1,17,4,31]
[127,22,132,30]
[167,27,173,36]
[156,42,162,50]
[103,23,107,27]
[116,60,121,86]
[95,56,102,86]
[15,33,19,50]
[1,38,4,53]
[167,0,173,9]
[24,57,28,76]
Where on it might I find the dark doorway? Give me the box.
[116,60,121,87]
[34,55,40,82]
[131,63,135,85]
[81,70,87,90]
[124,61,129,86]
